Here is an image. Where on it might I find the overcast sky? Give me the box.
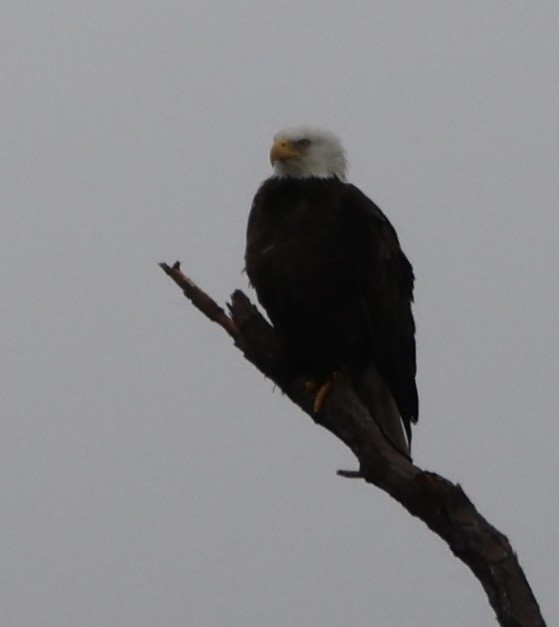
[2,2,558,626]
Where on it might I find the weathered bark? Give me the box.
[160,261,546,627]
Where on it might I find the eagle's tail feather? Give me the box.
[353,364,411,459]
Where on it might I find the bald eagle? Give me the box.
[245,127,417,456]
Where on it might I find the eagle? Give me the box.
[245,127,417,456]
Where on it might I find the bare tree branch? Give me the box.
[160,261,546,627]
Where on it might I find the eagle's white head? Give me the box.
[270,127,347,181]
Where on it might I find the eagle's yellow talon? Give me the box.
[313,378,335,413]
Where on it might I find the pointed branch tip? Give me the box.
[337,469,364,479]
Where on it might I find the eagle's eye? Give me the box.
[296,138,311,148]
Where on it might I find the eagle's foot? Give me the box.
[307,373,340,414]
[314,379,333,413]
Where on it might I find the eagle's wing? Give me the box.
[342,183,418,441]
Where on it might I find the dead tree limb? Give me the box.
[160,261,545,627]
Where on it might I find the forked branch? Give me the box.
[160,261,545,627]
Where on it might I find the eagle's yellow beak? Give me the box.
[270,138,302,165]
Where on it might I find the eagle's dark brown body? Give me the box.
[245,176,418,444]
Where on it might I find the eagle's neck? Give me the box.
[272,159,347,181]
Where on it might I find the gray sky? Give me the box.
[2,2,558,625]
